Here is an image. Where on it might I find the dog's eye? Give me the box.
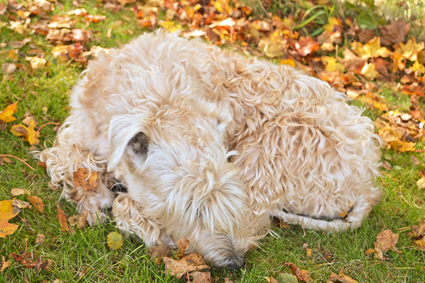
[128,132,149,156]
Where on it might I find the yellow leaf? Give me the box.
[361,62,379,80]
[158,21,181,33]
[412,61,425,75]
[0,200,19,238]
[389,140,415,152]
[10,119,40,145]
[395,37,425,61]
[280,59,295,68]
[323,17,340,32]
[351,37,392,59]
[107,231,123,250]
[16,10,31,19]
[417,177,425,189]
[322,56,345,72]
[30,57,46,70]
[0,101,18,123]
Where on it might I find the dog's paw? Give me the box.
[86,210,107,226]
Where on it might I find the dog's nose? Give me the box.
[225,257,245,270]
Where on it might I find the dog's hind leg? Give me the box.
[39,120,115,225]
[272,196,378,232]
[111,194,167,246]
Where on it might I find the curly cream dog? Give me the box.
[40,31,381,269]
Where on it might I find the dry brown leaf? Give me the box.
[176,238,189,259]
[10,252,51,271]
[149,244,172,264]
[11,188,30,196]
[373,229,399,260]
[191,271,216,283]
[57,204,71,233]
[73,168,99,192]
[329,270,359,283]
[28,196,44,214]
[12,199,31,209]
[284,262,311,282]
[68,211,88,229]
[0,256,11,272]
[295,36,319,57]
[163,253,209,278]
[36,233,45,245]
[381,161,393,171]
[380,19,410,46]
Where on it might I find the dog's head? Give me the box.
[107,104,256,268]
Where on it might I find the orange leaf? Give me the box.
[28,196,44,214]
[73,168,99,192]
[0,200,19,238]
[57,205,71,233]
[0,101,18,123]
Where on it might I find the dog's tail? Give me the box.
[272,199,377,232]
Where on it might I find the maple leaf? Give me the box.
[0,200,19,238]
[10,119,40,145]
[323,17,342,32]
[395,38,425,62]
[0,101,18,123]
[295,36,319,57]
[361,63,379,80]
[351,37,392,59]
[73,168,99,192]
[329,270,359,283]
[379,19,410,46]
[322,56,345,72]
[158,21,181,33]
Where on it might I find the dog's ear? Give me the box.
[107,113,149,172]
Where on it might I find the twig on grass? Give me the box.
[0,154,35,170]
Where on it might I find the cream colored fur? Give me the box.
[40,31,381,268]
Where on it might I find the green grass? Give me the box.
[1,0,425,282]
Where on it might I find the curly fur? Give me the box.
[40,31,381,268]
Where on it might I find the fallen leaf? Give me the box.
[28,196,44,214]
[324,17,341,32]
[280,273,298,283]
[329,270,359,283]
[68,211,88,229]
[351,37,392,59]
[0,101,18,123]
[149,244,172,264]
[107,231,123,250]
[12,199,31,209]
[29,57,46,70]
[73,168,99,192]
[1,63,16,74]
[0,200,19,238]
[284,262,311,282]
[36,233,45,245]
[322,56,345,72]
[381,161,393,171]
[10,119,40,145]
[191,271,216,283]
[265,276,279,283]
[0,256,11,272]
[11,188,30,196]
[417,177,425,189]
[395,38,424,62]
[295,36,319,57]
[380,19,410,46]
[163,253,209,278]
[176,238,189,259]
[57,204,71,233]
[361,63,379,80]
[10,252,51,271]
[373,229,399,260]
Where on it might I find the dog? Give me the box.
[40,31,382,269]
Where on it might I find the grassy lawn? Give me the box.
[1,0,425,282]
